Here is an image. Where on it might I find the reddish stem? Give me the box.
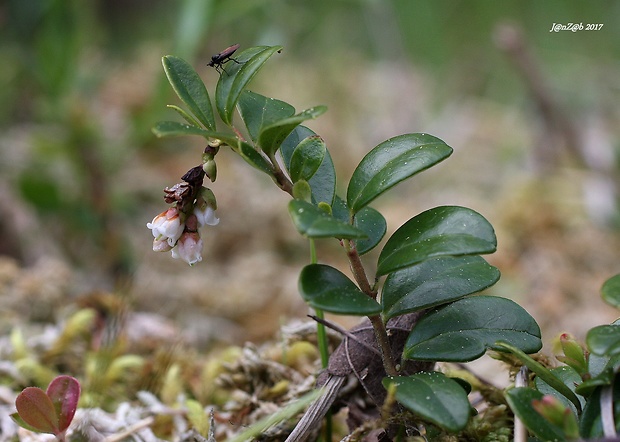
[345,240,398,376]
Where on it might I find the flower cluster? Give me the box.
[147,186,219,266]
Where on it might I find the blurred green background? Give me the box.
[1,0,619,343]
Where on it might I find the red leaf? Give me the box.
[46,375,81,432]
[15,387,59,434]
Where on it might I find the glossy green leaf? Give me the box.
[578,387,604,439]
[152,120,211,138]
[535,366,585,415]
[238,142,274,177]
[495,341,582,414]
[152,121,239,146]
[166,104,202,127]
[587,324,620,357]
[215,45,283,125]
[404,296,541,362]
[347,133,453,213]
[383,373,471,432]
[281,126,336,206]
[381,256,500,319]
[214,46,269,125]
[353,206,387,255]
[506,388,567,441]
[258,106,327,157]
[152,121,271,176]
[591,351,620,379]
[330,196,352,221]
[332,197,387,256]
[289,135,326,183]
[237,90,295,142]
[576,374,613,397]
[579,352,620,395]
[377,206,496,276]
[601,274,620,309]
[162,56,215,130]
[288,200,368,239]
[46,375,80,433]
[299,264,381,315]
[15,387,59,434]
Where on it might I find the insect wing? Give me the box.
[217,43,240,61]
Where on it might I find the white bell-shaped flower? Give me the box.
[171,231,203,266]
[147,207,184,246]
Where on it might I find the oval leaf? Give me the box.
[289,135,327,183]
[15,387,59,434]
[47,375,80,432]
[589,350,620,379]
[353,206,387,256]
[578,387,605,439]
[576,374,612,397]
[377,206,496,276]
[288,200,368,239]
[382,256,500,319]
[404,296,542,362]
[237,90,296,142]
[308,147,336,206]
[166,104,202,127]
[10,412,43,433]
[152,120,212,138]
[216,46,283,125]
[383,373,471,432]
[238,142,275,177]
[281,126,336,206]
[299,264,381,315]
[258,106,327,157]
[587,324,620,357]
[496,341,583,414]
[152,121,239,145]
[151,121,271,175]
[332,197,387,256]
[162,56,215,130]
[535,366,585,414]
[602,274,620,309]
[347,133,453,213]
[506,388,566,441]
[576,352,620,396]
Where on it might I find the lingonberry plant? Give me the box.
[502,273,620,441]
[149,44,546,439]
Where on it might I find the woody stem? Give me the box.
[345,240,398,376]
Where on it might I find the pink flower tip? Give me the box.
[172,231,203,266]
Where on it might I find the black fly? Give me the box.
[207,44,241,75]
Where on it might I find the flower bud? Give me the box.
[194,187,219,227]
[555,332,588,375]
[532,395,579,438]
[292,180,312,202]
[203,159,217,182]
